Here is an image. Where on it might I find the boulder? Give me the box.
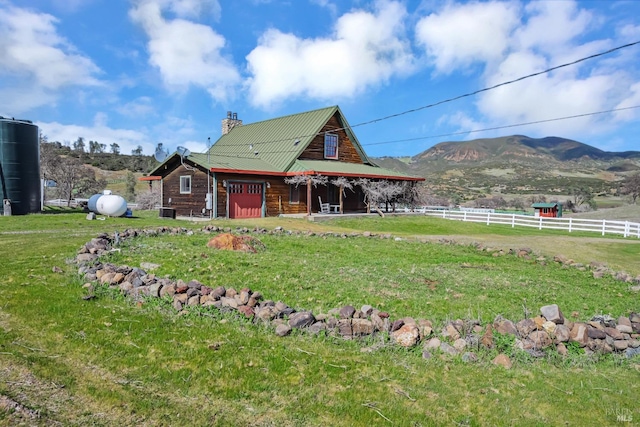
[337,319,353,337]
[288,312,316,329]
[587,328,607,340]
[220,297,238,309]
[439,342,458,356]
[444,323,461,341]
[237,306,255,318]
[516,318,536,337]
[275,324,292,337]
[613,340,629,351]
[541,321,557,335]
[424,337,441,350]
[211,286,226,300]
[351,319,375,336]
[308,322,326,335]
[392,324,420,348]
[390,319,405,332]
[528,330,552,348]
[255,306,278,322]
[540,304,564,324]
[453,338,467,351]
[556,342,568,356]
[461,352,478,363]
[148,283,162,298]
[492,354,512,369]
[570,323,589,347]
[339,305,356,319]
[494,318,517,336]
[481,325,494,348]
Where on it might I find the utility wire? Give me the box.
[206,105,640,159]
[351,40,640,129]
[206,40,640,151]
[363,105,640,147]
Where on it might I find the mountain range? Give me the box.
[373,135,640,199]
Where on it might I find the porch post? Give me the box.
[339,185,344,214]
[307,177,312,215]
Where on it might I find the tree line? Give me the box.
[40,135,157,205]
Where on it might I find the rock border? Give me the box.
[74,225,640,366]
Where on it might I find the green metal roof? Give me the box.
[149,105,421,181]
[206,106,359,172]
[188,153,280,173]
[531,203,559,208]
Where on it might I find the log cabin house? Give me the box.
[142,106,423,218]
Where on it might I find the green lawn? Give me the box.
[1,212,639,426]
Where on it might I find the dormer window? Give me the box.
[324,133,338,159]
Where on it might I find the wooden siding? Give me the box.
[162,160,212,217]
[298,113,364,164]
[214,173,308,217]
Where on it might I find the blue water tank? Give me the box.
[0,118,41,215]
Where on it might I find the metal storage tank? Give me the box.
[0,117,41,215]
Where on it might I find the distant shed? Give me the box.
[532,202,562,218]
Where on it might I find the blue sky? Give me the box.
[1,0,639,158]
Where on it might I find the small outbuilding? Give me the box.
[532,202,562,218]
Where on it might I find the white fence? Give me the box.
[420,209,640,239]
[44,199,141,209]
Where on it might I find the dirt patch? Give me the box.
[206,233,265,253]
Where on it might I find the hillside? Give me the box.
[374,135,640,200]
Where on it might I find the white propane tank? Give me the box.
[90,191,128,217]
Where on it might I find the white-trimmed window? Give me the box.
[180,176,191,194]
[324,133,338,159]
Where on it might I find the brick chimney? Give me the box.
[221,111,242,135]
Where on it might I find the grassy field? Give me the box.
[1,212,639,426]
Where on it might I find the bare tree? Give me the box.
[621,172,640,204]
[41,141,105,205]
[355,178,406,213]
[135,189,160,210]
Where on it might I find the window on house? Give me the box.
[180,176,191,194]
[324,133,338,159]
[289,185,300,204]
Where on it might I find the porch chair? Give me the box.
[318,196,331,214]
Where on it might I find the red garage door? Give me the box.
[228,182,263,219]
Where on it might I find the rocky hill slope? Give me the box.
[374,135,640,199]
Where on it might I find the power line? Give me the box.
[363,105,640,147]
[207,40,640,151]
[206,105,640,159]
[351,40,640,128]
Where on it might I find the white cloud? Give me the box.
[38,115,153,156]
[245,0,414,108]
[116,96,157,118]
[129,0,239,102]
[165,0,220,20]
[415,1,520,73]
[614,82,640,122]
[415,0,640,143]
[310,0,338,17]
[513,1,593,54]
[0,2,101,113]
